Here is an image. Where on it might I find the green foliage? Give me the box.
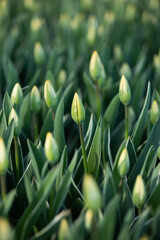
[0,0,160,239]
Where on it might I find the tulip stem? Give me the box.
[14,137,20,183]
[0,175,6,200]
[79,124,88,174]
[125,105,129,140]
[96,82,101,119]
[52,109,55,121]
[33,113,38,142]
[138,208,141,216]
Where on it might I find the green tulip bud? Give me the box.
[34,42,45,64]
[85,209,94,232]
[150,100,159,125]
[89,51,106,85]
[71,92,85,125]
[8,108,21,137]
[44,132,59,163]
[120,63,132,80]
[119,75,131,105]
[0,138,9,175]
[132,175,146,209]
[0,217,13,240]
[57,70,66,88]
[11,83,23,106]
[30,86,41,113]
[44,80,57,109]
[83,174,102,212]
[58,218,70,240]
[117,148,130,178]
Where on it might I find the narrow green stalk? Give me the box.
[14,137,20,182]
[138,208,141,216]
[0,175,6,200]
[52,109,55,121]
[49,190,55,220]
[125,105,129,140]
[33,113,38,142]
[79,124,88,174]
[95,82,101,119]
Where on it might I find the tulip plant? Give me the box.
[0,0,160,240]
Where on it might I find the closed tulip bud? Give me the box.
[71,92,85,125]
[119,75,131,105]
[150,100,159,125]
[11,83,23,106]
[44,132,59,163]
[83,174,102,212]
[58,218,70,240]
[8,108,21,137]
[0,138,9,175]
[85,209,94,232]
[44,80,57,109]
[117,148,130,178]
[89,51,105,85]
[34,42,45,64]
[0,217,12,240]
[132,175,146,209]
[30,86,41,113]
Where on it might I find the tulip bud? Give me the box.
[83,174,102,212]
[34,42,45,64]
[0,138,9,175]
[0,217,12,240]
[89,51,106,85]
[44,80,57,109]
[132,175,146,209]
[30,86,41,113]
[44,132,59,163]
[71,92,85,125]
[11,83,23,106]
[8,108,21,137]
[85,209,94,232]
[119,75,131,105]
[117,148,130,178]
[57,70,66,88]
[120,63,132,80]
[150,100,159,125]
[58,218,70,240]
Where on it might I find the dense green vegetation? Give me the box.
[0,0,160,239]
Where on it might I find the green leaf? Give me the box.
[54,97,65,152]
[3,119,15,152]
[39,109,53,144]
[148,183,160,212]
[98,195,120,240]
[3,92,12,121]
[20,93,31,133]
[27,139,46,183]
[83,72,96,112]
[103,94,120,130]
[103,125,113,169]
[2,56,19,93]
[15,165,58,240]
[130,207,150,240]
[128,119,160,189]
[150,163,160,194]
[28,210,70,240]
[2,190,16,216]
[56,146,67,191]
[126,137,137,175]
[52,150,78,217]
[131,82,151,149]
[103,164,117,207]
[0,110,7,137]
[117,209,133,240]
[87,118,102,176]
